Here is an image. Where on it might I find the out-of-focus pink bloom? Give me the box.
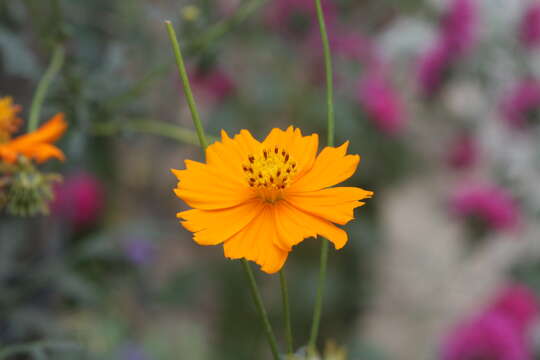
[417,0,477,95]
[489,285,539,334]
[446,133,478,170]
[441,284,538,360]
[189,66,235,105]
[358,71,407,136]
[500,79,540,129]
[441,312,532,360]
[440,0,477,55]
[519,3,540,49]
[417,43,453,94]
[450,183,521,232]
[52,172,104,229]
[264,0,337,38]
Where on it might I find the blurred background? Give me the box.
[2,0,540,359]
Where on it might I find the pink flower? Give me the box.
[440,0,477,55]
[441,285,538,360]
[417,43,453,94]
[441,312,532,360]
[417,0,477,95]
[519,3,540,49]
[500,79,540,129]
[357,70,407,136]
[189,65,235,105]
[489,285,539,334]
[450,183,521,232]
[264,0,337,38]
[52,172,104,229]
[446,133,478,170]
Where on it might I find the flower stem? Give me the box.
[165,21,208,149]
[242,259,281,360]
[91,119,218,146]
[279,269,294,355]
[28,45,65,132]
[309,0,335,353]
[165,21,280,360]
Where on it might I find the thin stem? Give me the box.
[242,259,280,360]
[315,0,335,147]
[92,119,217,146]
[279,269,294,355]
[0,341,79,359]
[309,0,335,353]
[165,21,208,149]
[28,45,65,132]
[164,21,280,360]
[308,239,329,353]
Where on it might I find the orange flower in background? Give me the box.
[0,97,22,142]
[172,126,373,273]
[0,113,68,164]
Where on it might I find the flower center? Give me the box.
[243,146,297,202]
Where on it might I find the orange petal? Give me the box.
[262,126,319,178]
[23,143,66,163]
[172,159,255,210]
[9,113,67,147]
[285,187,373,225]
[223,205,288,274]
[177,199,265,246]
[290,141,359,192]
[275,200,349,250]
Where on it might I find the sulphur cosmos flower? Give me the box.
[172,127,373,273]
[0,112,67,164]
[0,96,22,143]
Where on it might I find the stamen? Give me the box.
[242,146,299,201]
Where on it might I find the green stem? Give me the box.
[92,119,217,146]
[165,21,208,150]
[28,45,65,132]
[279,269,294,355]
[0,341,79,359]
[309,0,335,353]
[165,21,280,360]
[242,259,280,360]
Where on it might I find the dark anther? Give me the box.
[282,151,286,156]
[274,147,278,154]
[276,170,281,177]
[269,176,274,183]
[263,150,268,159]
[249,156,255,163]
[258,173,263,178]
[284,154,289,162]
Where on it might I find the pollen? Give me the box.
[243,146,297,199]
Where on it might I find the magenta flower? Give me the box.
[500,79,540,129]
[357,70,407,136]
[441,312,532,360]
[446,133,478,170]
[52,172,104,229]
[450,183,521,232]
[441,285,538,360]
[439,0,477,55]
[417,43,453,94]
[489,285,539,334]
[519,3,540,49]
[264,0,337,38]
[417,0,477,95]
[189,66,235,105]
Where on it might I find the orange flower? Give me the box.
[0,97,22,142]
[172,127,373,273]
[0,113,67,164]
